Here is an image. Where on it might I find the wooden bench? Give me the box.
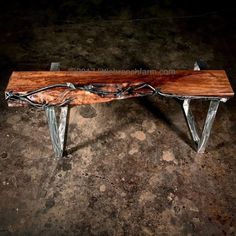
[5,62,234,158]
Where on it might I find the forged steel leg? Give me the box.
[183,99,200,145]
[50,62,60,71]
[45,106,69,158]
[197,100,220,153]
[45,107,62,158]
[182,62,201,149]
[182,99,220,153]
[45,62,69,158]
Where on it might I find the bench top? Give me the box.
[5,70,234,107]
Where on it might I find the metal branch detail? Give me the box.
[5,82,160,108]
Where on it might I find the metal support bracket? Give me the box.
[45,62,69,158]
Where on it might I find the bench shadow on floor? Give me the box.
[65,97,192,156]
[138,97,192,147]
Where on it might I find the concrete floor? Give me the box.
[0,3,236,235]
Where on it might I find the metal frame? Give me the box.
[45,63,69,158]
[182,62,223,153]
[42,61,227,158]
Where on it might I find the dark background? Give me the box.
[1,0,236,69]
[1,0,235,104]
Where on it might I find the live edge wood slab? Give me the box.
[4,68,235,155]
[5,70,234,107]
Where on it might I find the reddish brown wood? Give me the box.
[5,70,234,107]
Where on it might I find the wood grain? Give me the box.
[5,70,234,107]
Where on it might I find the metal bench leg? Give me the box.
[197,100,220,153]
[44,62,69,158]
[182,99,220,153]
[45,106,68,158]
[45,106,60,158]
[183,99,200,147]
[183,61,221,152]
